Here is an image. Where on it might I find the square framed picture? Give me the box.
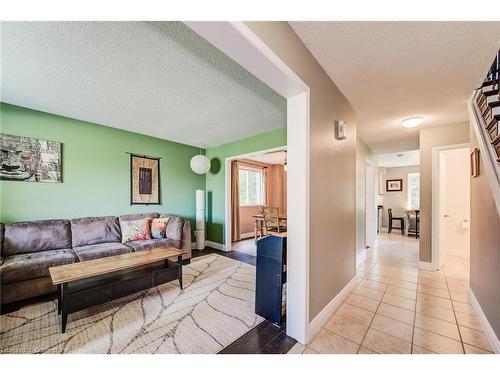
[130,154,161,205]
[386,178,403,192]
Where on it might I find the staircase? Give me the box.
[469,50,500,216]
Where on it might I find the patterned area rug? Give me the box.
[0,254,263,354]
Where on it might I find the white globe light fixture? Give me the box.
[401,116,424,128]
[190,154,211,174]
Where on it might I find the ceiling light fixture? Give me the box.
[401,116,424,128]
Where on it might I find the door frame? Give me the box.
[365,159,377,248]
[185,22,311,344]
[224,145,287,250]
[431,143,470,270]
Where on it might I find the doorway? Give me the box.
[365,160,377,248]
[432,144,471,271]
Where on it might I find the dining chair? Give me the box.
[388,208,405,235]
[414,209,420,238]
[262,206,287,235]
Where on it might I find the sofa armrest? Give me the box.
[181,220,192,260]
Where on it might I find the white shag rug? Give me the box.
[0,254,263,354]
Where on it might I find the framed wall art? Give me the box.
[130,153,161,205]
[0,133,62,183]
[386,178,403,192]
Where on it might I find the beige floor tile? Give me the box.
[414,313,460,340]
[359,279,388,292]
[416,302,456,323]
[417,293,453,310]
[324,314,369,344]
[452,301,475,316]
[382,293,416,311]
[287,343,306,354]
[364,273,391,284]
[391,273,419,283]
[346,293,379,312]
[370,267,395,277]
[419,271,445,281]
[463,344,493,354]
[447,283,469,295]
[418,285,450,299]
[456,312,483,331]
[362,328,411,354]
[377,302,415,325]
[459,325,491,351]
[418,278,448,290]
[352,286,385,302]
[336,303,374,326]
[450,292,469,303]
[413,327,464,354]
[412,344,436,354]
[308,329,359,354]
[371,314,413,342]
[303,348,319,354]
[386,285,417,300]
[389,279,418,291]
[358,346,378,354]
[446,277,470,288]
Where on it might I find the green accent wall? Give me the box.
[0,103,205,224]
[205,128,287,244]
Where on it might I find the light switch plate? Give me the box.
[335,120,347,140]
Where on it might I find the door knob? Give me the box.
[444,214,450,218]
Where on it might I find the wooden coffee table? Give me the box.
[49,247,186,333]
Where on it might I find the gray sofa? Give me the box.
[0,212,192,305]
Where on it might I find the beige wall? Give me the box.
[246,22,357,320]
[419,122,469,262]
[469,126,500,338]
[356,139,376,254]
[381,165,420,227]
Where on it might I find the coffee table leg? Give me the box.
[178,255,183,289]
[57,284,62,315]
[60,283,68,334]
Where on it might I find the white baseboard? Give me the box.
[308,276,357,343]
[418,261,438,271]
[205,240,227,251]
[468,288,500,353]
[356,249,367,265]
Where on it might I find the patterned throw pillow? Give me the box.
[151,217,170,239]
[120,218,152,243]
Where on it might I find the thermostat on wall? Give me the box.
[335,120,347,140]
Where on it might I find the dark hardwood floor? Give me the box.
[193,246,296,354]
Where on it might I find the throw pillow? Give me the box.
[120,217,152,243]
[151,217,170,239]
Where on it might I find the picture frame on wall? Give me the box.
[386,178,403,192]
[130,153,161,205]
[470,148,480,178]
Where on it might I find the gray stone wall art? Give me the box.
[0,133,62,182]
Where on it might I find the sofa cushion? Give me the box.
[72,242,133,262]
[120,218,152,243]
[71,216,121,247]
[0,249,76,283]
[160,215,185,241]
[119,212,159,222]
[3,219,72,256]
[151,217,171,239]
[126,238,181,252]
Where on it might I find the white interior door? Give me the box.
[438,148,470,268]
[365,162,377,248]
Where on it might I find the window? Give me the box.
[407,172,420,209]
[239,167,265,206]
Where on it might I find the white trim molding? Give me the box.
[418,261,438,271]
[468,288,500,353]
[308,277,357,343]
[205,241,227,251]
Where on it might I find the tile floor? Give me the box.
[231,238,257,256]
[289,233,494,354]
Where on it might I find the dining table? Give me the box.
[252,214,287,241]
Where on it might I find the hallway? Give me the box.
[290,233,493,354]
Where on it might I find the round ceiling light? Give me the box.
[190,154,211,174]
[401,116,424,128]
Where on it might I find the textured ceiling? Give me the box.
[0,22,286,147]
[289,22,500,153]
[376,150,419,168]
